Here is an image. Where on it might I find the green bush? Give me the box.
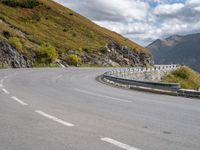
[9,37,23,52]
[100,47,108,54]
[173,67,190,79]
[3,30,11,39]
[83,48,93,53]
[1,0,39,8]
[66,54,81,66]
[36,43,58,64]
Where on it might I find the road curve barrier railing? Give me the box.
[177,89,200,98]
[102,64,200,98]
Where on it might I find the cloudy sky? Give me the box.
[55,0,200,46]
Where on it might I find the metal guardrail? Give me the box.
[102,65,200,98]
[103,74,181,91]
[106,65,179,78]
[103,65,181,90]
[178,89,200,98]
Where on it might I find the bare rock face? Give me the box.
[0,41,32,68]
[82,41,153,67]
[107,42,153,66]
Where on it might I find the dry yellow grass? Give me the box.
[0,0,149,55]
[162,66,200,90]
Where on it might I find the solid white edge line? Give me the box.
[101,137,141,150]
[75,89,132,103]
[35,110,74,127]
[10,96,28,106]
[2,88,9,94]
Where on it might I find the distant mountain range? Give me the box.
[147,33,200,72]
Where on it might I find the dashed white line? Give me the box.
[35,110,74,127]
[0,79,4,83]
[101,137,141,150]
[2,88,9,94]
[10,96,28,106]
[55,74,63,80]
[75,89,132,103]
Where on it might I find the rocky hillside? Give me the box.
[147,33,200,72]
[0,0,152,68]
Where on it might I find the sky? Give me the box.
[55,0,200,46]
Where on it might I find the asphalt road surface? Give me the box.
[0,68,200,150]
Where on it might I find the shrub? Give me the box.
[83,48,93,53]
[66,54,81,66]
[100,47,108,54]
[32,14,41,22]
[3,31,11,38]
[1,0,39,8]
[63,29,67,32]
[173,67,190,79]
[36,43,58,64]
[8,37,23,51]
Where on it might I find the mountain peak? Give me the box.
[165,34,182,42]
[147,32,200,72]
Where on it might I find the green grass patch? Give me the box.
[0,64,9,69]
[8,36,24,53]
[33,63,60,68]
[162,66,200,90]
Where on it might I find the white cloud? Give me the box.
[186,0,200,5]
[154,3,184,15]
[56,0,150,22]
[55,0,200,46]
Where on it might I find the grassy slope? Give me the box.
[0,0,149,55]
[162,66,200,89]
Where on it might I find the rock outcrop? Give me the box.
[82,42,153,67]
[0,41,32,68]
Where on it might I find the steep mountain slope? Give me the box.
[147,33,200,72]
[0,0,152,67]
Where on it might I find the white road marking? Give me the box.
[55,74,63,80]
[35,110,74,127]
[101,137,140,150]
[2,88,9,94]
[0,79,4,83]
[11,96,28,106]
[75,89,132,103]
[0,79,4,87]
